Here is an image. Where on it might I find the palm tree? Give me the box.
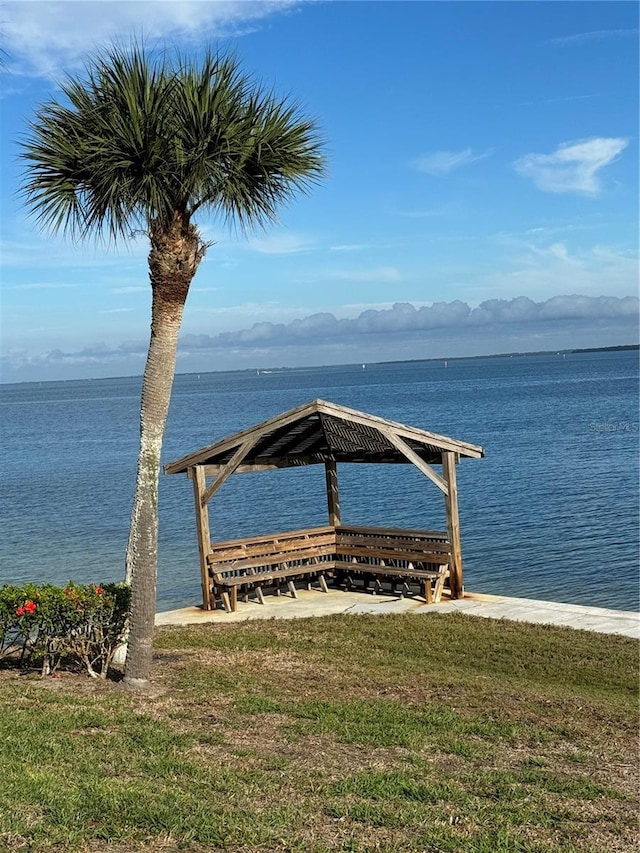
[20,44,325,687]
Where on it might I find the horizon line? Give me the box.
[1,343,637,387]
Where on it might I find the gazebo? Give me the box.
[164,399,484,611]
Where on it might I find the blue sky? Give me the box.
[1,0,638,382]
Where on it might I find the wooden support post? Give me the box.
[191,466,213,610]
[324,458,341,526]
[433,565,450,603]
[443,451,463,599]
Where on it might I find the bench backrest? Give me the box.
[207,524,451,579]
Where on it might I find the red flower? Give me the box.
[95,586,103,596]
[24,600,37,614]
[15,606,25,617]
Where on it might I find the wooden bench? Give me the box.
[207,527,337,611]
[333,525,451,602]
[212,563,334,612]
[206,525,452,611]
[333,562,450,604]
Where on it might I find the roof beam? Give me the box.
[200,437,258,505]
[195,463,284,476]
[379,427,449,494]
[316,399,483,458]
[165,398,485,476]
[164,399,320,474]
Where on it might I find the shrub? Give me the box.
[62,582,130,678]
[0,582,130,678]
[0,585,33,662]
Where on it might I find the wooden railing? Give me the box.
[206,525,451,612]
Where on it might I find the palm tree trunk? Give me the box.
[124,214,205,687]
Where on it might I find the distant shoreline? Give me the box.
[376,343,639,367]
[1,343,638,387]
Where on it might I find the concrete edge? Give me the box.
[154,589,640,638]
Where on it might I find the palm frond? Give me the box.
[20,43,326,243]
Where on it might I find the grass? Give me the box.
[0,611,637,852]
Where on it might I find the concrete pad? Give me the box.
[155,588,640,639]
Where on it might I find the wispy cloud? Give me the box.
[482,239,638,300]
[339,302,398,314]
[5,281,82,291]
[1,234,148,268]
[329,244,371,252]
[329,266,403,283]
[548,28,639,46]
[109,286,148,294]
[194,301,305,320]
[392,207,446,219]
[245,232,315,255]
[414,148,492,175]
[514,137,629,195]
[542,94,599,104]
[4,0,300,78]
[520,94,599,106]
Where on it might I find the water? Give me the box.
[1,350,638,612]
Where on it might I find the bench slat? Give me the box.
[209,546,336,575]
[335,565,448,581]
[335,534,451,553]
[213,564,335,588]
[335,546,450,564]
[338,524,448,540]
[208,534,337,564]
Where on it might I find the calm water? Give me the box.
[1,350,638,611]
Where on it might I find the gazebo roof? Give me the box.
[164,398,484,475]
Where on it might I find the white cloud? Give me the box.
[329,244,371,252]
[549,28,639,47]
[175,294,639,351]
[414,148,492,175]
[339,301,398,314]
[520,94,599,106]
[4,0,300,78]
[245,232,315,255]
[480,238,638,301]
[4,292,637,381]
[393,209,444,219]
[330,266,403,283]
[514,137,629,195]
[1,233,148,268]
[197,301,302,318]
[5,281,82,290]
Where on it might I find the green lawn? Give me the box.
[1,612,637,852]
